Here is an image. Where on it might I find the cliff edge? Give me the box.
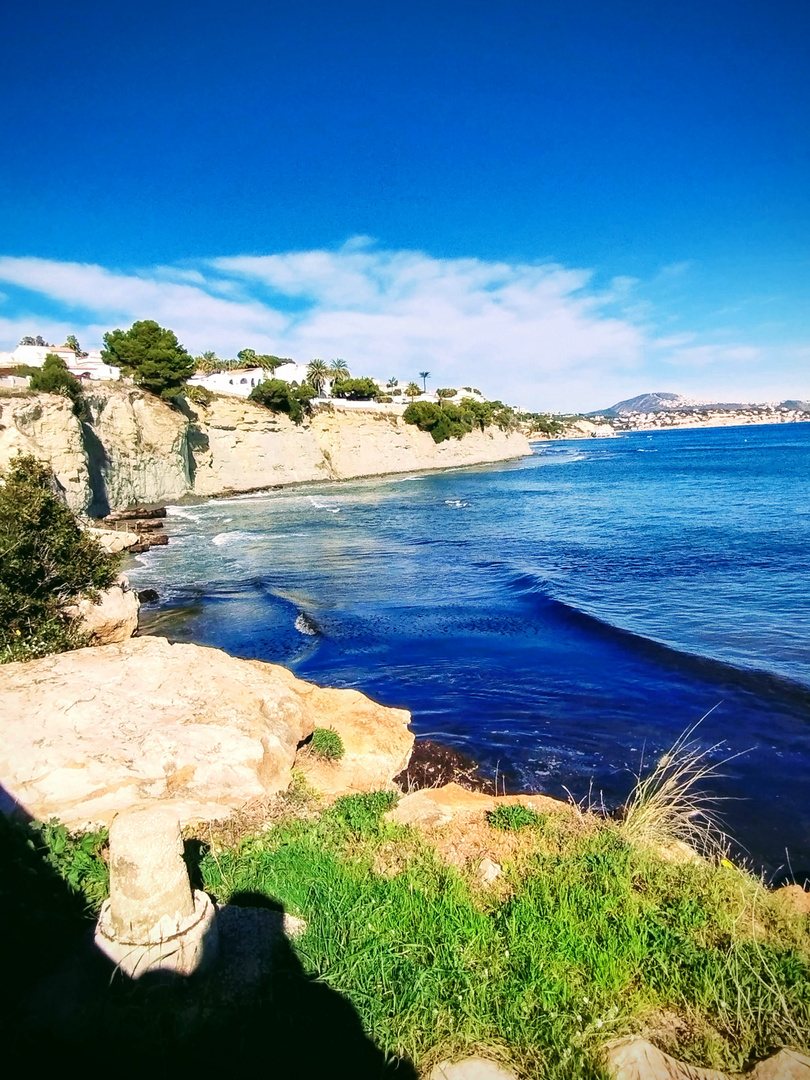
[0,388,531,512]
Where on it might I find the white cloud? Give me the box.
[0,242,805,411]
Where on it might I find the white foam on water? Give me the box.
[211,530,256,547]
[295,613,318,635]
[308,496,341,512]
[444,499,470,508]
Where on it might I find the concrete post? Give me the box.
[95,805,217,978]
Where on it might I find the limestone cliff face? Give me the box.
[189,395,332,496]
[0,387,531,512]
[84,389,190,514]
[0,394,92,508]
[309,406,530,479]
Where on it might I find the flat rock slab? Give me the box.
[387,782,565,829]
[0,636,411,827]
[604,1038,810,1080]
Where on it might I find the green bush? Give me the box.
[0,455,119,663]
[404,398,519,443]
[331,377,379,401]
[248,379,316,424]
[28,354,84,413]
[310,727,345,760]
[488,803,546,831]
[102,320,195,400]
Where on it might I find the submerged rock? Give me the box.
[0,636,411,827]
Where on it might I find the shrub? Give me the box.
[0,455,119,663]
[249,379,315,424]
[436,387,457,400]
[310,727,345,760]
[487,803,546,831]
[29,354,84,413]
[331,377,379,401]
[404,398,519,443]
[183,384,214,406]
[375,393,394,403]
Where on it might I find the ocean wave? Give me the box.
[505,569,810,707]
[445,499,470,508]
[211,530,257,547]
[165,505,205,521]
[308,497,341,512]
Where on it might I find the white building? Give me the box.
[187,367,267,397]
[272,361,313,385]
[0,344,120,381]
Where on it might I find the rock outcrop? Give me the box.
[296,693,414,798]
[387,782,564,829]
[63,575,140,645]
[603,1038,810,1080]
[0,394,92,508]
[0,387,531,513]
[0,636,413,827]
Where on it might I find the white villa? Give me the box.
[0,344,120,381]
[187,367,268,397]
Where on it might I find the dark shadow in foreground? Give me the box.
[1,806,416,1080]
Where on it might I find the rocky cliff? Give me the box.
[0,387,530,512]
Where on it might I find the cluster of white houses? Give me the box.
[0,342,489,406]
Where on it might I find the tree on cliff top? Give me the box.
[101,320,194,399]
[28,354,84,414]
[0,455,119,663]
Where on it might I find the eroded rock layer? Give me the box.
[0,387,531,512]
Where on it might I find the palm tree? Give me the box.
[387,376,398,393]
[330,358,350,380]
[405,381,421,400]
[419,370,431,393]
[307,358,330,396]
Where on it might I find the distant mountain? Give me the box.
[593,392,704,417]
[592,392,810,418]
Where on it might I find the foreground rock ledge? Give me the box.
[0,636,413,827]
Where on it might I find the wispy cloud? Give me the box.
[0,241,805,410]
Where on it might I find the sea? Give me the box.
[127,423,810,877]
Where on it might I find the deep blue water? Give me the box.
[128,424,810,875]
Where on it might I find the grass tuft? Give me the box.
[310,726,345,760]
[488,804,546,832]
[619,720,739,859]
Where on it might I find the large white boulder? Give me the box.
[63,576,140,645]
[0,636,411,827]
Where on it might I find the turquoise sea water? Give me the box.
[129,423,810,875]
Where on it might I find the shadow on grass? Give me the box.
[1,794,416,1080]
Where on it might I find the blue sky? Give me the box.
[0,0,807,410]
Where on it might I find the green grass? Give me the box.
[487,804,546,832]
[19,795,810,1079]
[310,726,346,760]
